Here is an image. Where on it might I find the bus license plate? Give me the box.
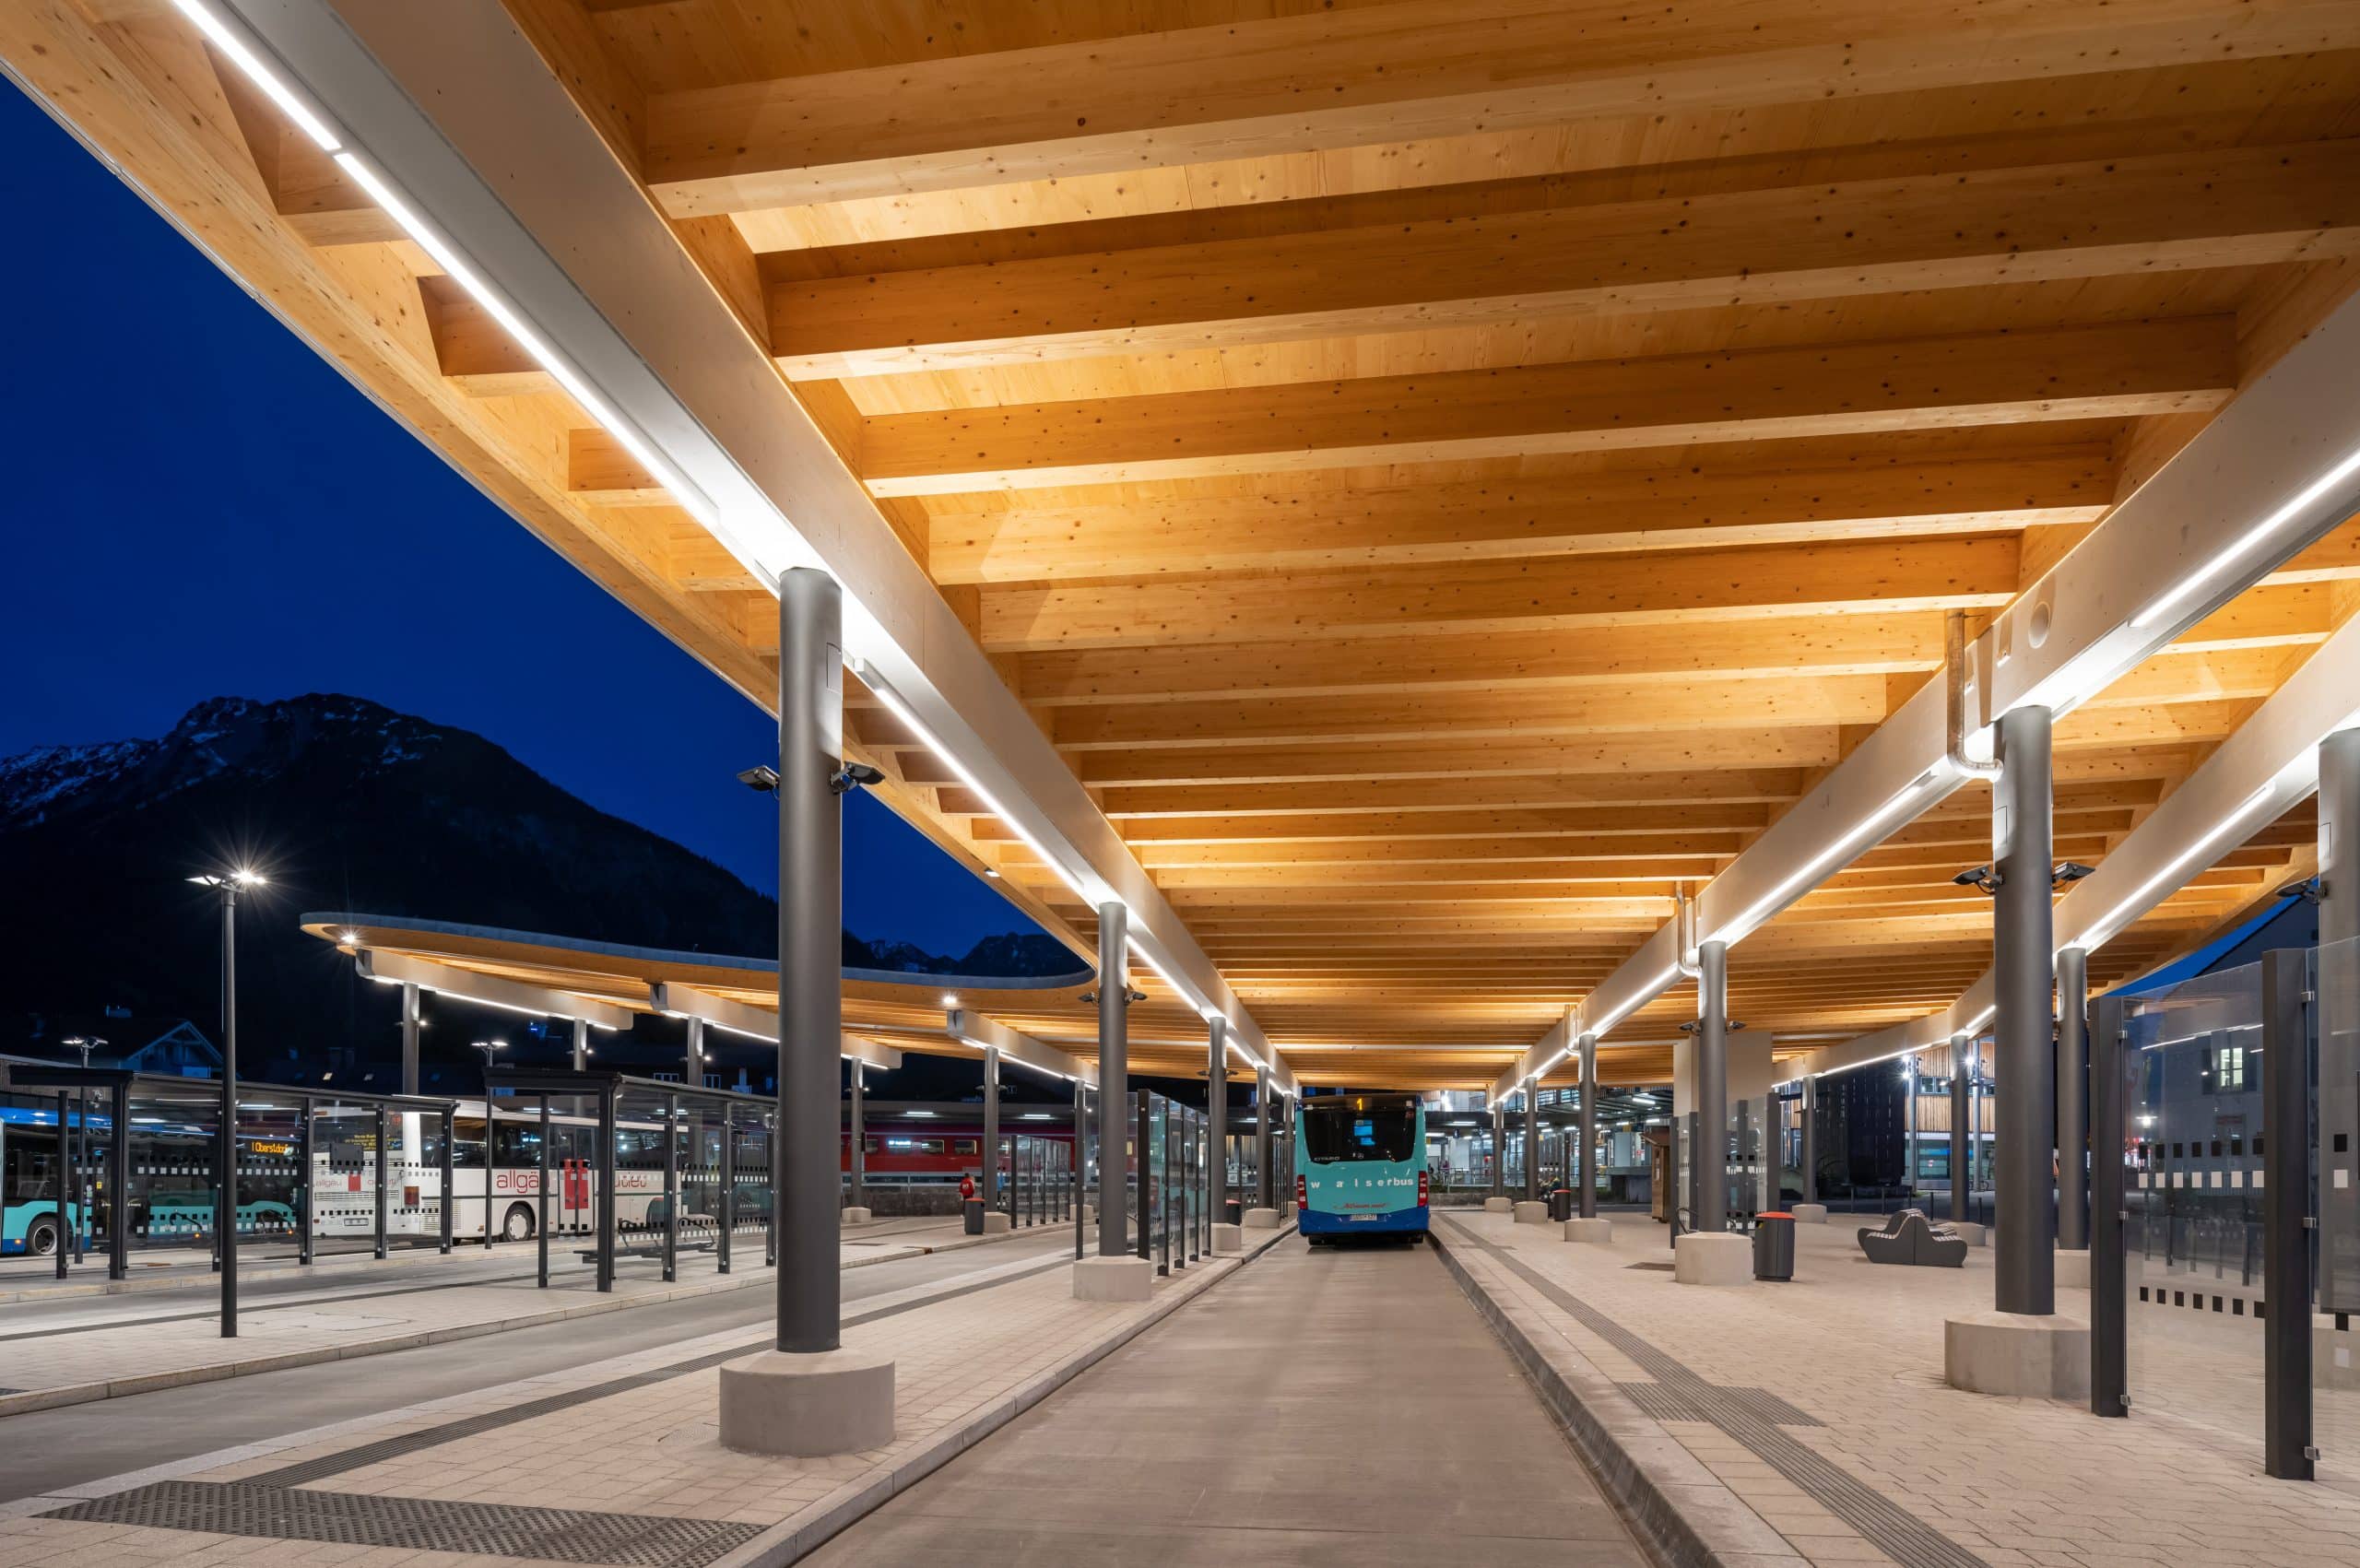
[1350,1214,1377,1221]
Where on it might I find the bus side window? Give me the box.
[451,1118,489,1169]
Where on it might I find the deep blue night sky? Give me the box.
[0,84,1036,960]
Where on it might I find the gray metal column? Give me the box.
[1993,702,2057,1315]
[983,1045,1001,1217]
[1800,1076,1818,1205]
[848,1062,865,1210]
[773,566,844,1354]
[1577,1032,1599,1219]
[571,1017,587,1073]
[1207,1017,1228,1221]
[685,1017,704,1092]
[1950,1033,1972,1225]
[2057,943,2090,1252]
[400,983,420,1097]
[1490,1103,1504,1197]
[2088,992,2128,1418]
[1522,1089,1539,1201]
[2319,727,2360,1312]
[2262,947,2314,1479]
[1095,902,1129,1256]
[1695,939,1729,1232]
[1255,1064,1272,1209]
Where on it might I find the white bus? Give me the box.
[305,1100,769,1245]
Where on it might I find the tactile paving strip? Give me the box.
[1453,1224,1989,1568]
[47,1480,759,1568]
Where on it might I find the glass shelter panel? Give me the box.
[2121,960,2266,1439]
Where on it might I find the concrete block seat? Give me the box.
[1788,1202,1828,1223]
[1481,1196,1513,1214]
[1857,1208,1968,1267]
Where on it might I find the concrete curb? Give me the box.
[1429,1220,1804,1568]
[723,1221,1301,1567]
[0,1225,1029,1421]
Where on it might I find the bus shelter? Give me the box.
[0,1055,458,1286]
[481,1067,776,1293]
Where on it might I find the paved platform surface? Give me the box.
[0,1215,1023,1416]
[1438,1209,2360,1568]
[0,1225,1285,1566]
[807,1232,1649,1566]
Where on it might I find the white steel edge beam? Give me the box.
[1494,289,2360,1101]
[650,982,903,1071]
[1790,599,2360,1080]
[210,0,1283,1083]
[357,949,633,1032]
[944,1007,1098,1088]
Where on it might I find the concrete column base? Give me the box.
[1947,1220,1986,1246]
[981,1210,1012,1233]
[839,1206,871,1227]
[1564,1217,1616,1244]
[1073,1254,1155,1302]
[1512,1200,1551,1225]
[717,1347,895,1456]
[1788,1203,1828,1223]
[1943,1310,2090,1399]
[1672,1232,1753,1286]
[1243,1208,1281,1230]
[1210,1222,1244,1255]
[2055,1247,2091,1289]
[1481,1196,1513,1214]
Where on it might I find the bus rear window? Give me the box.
[1303,1107,1413,1162]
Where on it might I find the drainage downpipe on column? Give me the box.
[1946,609,2005,783]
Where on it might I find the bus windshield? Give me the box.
[1302,1102,1415,1163]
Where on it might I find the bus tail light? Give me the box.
[1295,1173,1306,1211]
[1418,1170,1430,1207]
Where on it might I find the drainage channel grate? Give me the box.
[46,1480,760,1568]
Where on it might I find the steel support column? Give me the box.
[685,1017,703,1093]
[1208,1017,1228,1221]
[848,1062,865,1211]
[571,1016,587,1073]
[983,1044,1001,1218]
[1800,1077,1818,1205]
[1577,1032,1599,1220]
[1096,902,1129,1257]
[2057,943,2091,1253]
[2262,948,2314,1479]
[2089,993,2128,1418]
[108,1079,129,1282]
[1695,939,1729,1233]
[2320,728,2360,1313]
[1951,1034,1973,1226]
[774,566,844,1353]
[1490,1103,1504,1197]
[1522,1091,1540,1202]
[401,983,420,1097]
[1255,1064,1272,1209]
[1993,703,2058,1315]
[374,1105,388,1260]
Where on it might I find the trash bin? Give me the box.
[1548,1186,1575,1222]
[1222,1198,1242,1225]
[1752,1211,1795,1280]
[962,1197,985,1236]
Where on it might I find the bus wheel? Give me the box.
[26,1218,59,1256]
[502,1204,536,1242]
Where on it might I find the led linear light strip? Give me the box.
[2071,780,2289,955]
[366,969,619,1030]
[1710,762,1957,949]
[2130,443,2360,632]
[173,1,739,561]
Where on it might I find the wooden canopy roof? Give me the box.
[12,0,2360,1093]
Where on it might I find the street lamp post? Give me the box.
[189,868,263,1338]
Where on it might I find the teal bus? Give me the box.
[1296,1092,1428,1243]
